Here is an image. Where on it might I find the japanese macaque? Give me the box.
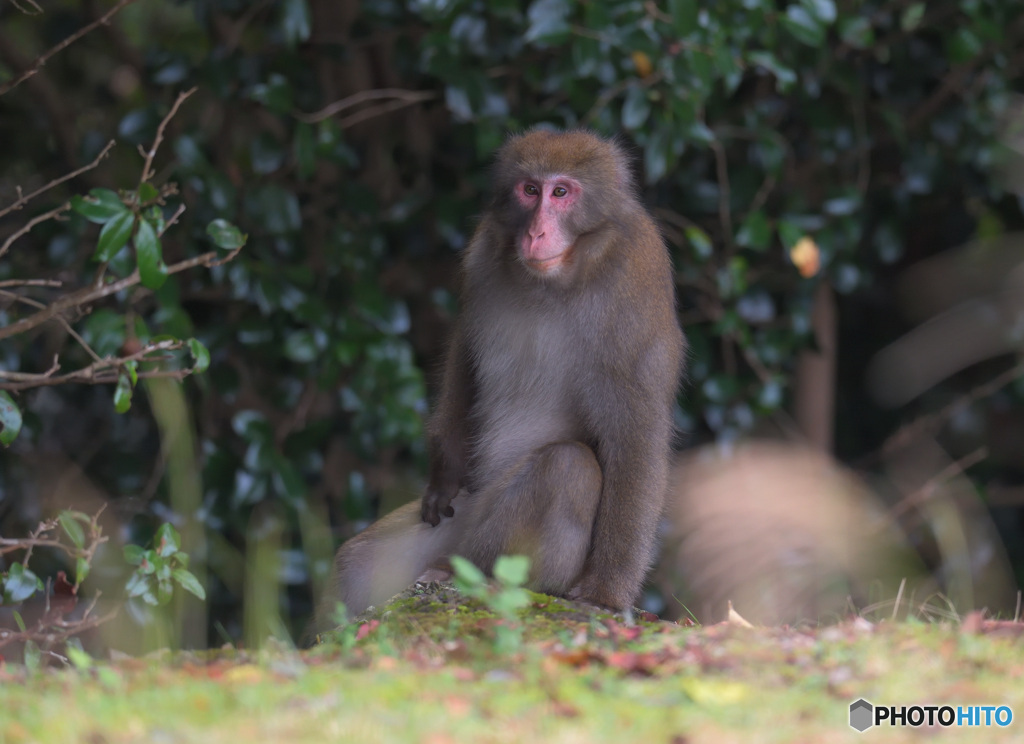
[313,129,685,631]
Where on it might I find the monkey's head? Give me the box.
[492,129,636,279]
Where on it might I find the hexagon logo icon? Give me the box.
[850,699,874,732]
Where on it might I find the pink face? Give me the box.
[515,175,582,276]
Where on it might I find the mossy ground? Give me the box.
[3,585,1024,743]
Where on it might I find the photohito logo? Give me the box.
[849,699,1013,732]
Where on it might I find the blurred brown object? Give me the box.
[659,442,928,625]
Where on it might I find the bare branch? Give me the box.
[878,358,1024,459]
[888,447,989,521]
[294,88,436,124]
[0,0,140,97]
[139,87,198,185]
[0,248,240,342]
[0,201,71,259]
[0,339,186,391]
[0,291,102,362]
[0,140,115,220]
[0,279,62,289]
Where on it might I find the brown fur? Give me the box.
[314,130,685,632]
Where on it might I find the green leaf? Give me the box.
[668,0,699,35]
[66,646,93,671]
[75,557,90,585]
[124,359,138,386]
[450,555,486,587]
[4,564,41,603]
[281,0,312,46]
[123,544,145,566]
[781,5,825,46]
[0,391,22,447]
[736,210,772,251]
[135,218,168,290]
[294,123,316,180]
[206,219,247,250]
[71,189,127,224]
[113,373,132,414]
[777,219,804,251]
[172,568,206,600]
[801,0,836,24]
[621,86,651,130]
[284,330,320,363]
[524,0,570,46]
[250,74,294,115]
[157,579,173,605]
[137,182,159,204]
[188,338,210,373]
[94,211,136,262]
[23,640,41,673]
[125,572,151,598]
[900,2,925,31]
[839,17,874,48]
[748,52,797,92]
[493,555,530,587]
[156,523,181,556]
[685,225,713,260]
[59,512,86,549]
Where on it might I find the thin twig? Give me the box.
[10,0,45,14]
[337,96,437,129]
[294,88,436,124]
[582,71,665,126]
[139,87,197,185]
[709,140,734,251]
[158,203,187,237]
[0,202,71,259]
[0,140,115,220]
[0,0,140,97]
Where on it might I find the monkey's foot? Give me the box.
[417,567,453,583]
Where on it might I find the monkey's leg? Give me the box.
[459,441,603,595]
[315,500,463,629]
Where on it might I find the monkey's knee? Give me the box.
[529,441,602,592]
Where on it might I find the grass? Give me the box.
[2,586,1024,743]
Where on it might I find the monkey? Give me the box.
[313,129,685,633]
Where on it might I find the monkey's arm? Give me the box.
[421,322,474,526]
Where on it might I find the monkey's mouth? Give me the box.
[523,250,569,273]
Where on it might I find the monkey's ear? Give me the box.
[607,134,640,193]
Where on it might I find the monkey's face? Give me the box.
[513,175,584,277]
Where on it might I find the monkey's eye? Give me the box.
[523,184,539,196]
[552,186,568,198]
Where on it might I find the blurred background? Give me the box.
[2,0,1024,651]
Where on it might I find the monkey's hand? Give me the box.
[420,482,457,527]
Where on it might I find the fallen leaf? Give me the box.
[727,601,754,628]
[223,665,264,684]
[355,620,380,640]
